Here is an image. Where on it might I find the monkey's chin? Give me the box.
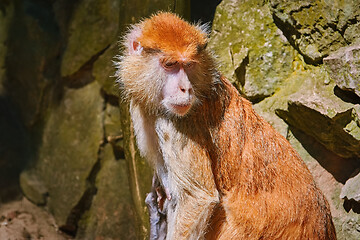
[170,103,192,117]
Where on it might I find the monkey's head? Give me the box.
[117,12,217,118]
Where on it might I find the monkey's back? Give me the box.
[206,79,336,239]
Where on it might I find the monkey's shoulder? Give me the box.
[129,103,161,163]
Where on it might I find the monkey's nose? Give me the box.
[179,86,193,94]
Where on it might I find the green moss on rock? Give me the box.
[33,80,104,228]
[269,0,360,64]
[208,0,294,101]
[324,44,360,97]
[275,67,360,160]
[93,43,119,97]
[0,2,12,94]
[19,171,48,206]
[76,144,137,240]
[61,0,120,77]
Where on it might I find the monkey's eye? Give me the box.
[162,60,179,70]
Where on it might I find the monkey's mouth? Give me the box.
[171,103,192,116]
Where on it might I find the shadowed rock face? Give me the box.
[1,0,360,239]
[1,0,214,239]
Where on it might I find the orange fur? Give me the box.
[118,12,336,240]
[170,76,336,239]
[137,12,207,61]
[203,79,336,239]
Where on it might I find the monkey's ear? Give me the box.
[126,26,143,55]
[131,40,143,55]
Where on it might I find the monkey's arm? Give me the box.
[130,105,169,239]
[154,118,220,240]
[168,188,219,240]
[146,174,218,240]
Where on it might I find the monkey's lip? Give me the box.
[171,103,192,116]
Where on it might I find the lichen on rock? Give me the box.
[208,0,294,102]
[324,44,360,98]
[61,0,120,77]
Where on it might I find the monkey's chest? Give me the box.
[155,118,192,167]
[155,118,214,190]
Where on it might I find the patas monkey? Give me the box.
[116,12,336,240]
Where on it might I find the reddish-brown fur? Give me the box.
[203,79,336,239]
[168,74,336,239]
[118,12,336,239]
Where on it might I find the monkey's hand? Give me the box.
[155,185,172,214]
[146,175,167,240]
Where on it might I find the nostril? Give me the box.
[179,87,193,94]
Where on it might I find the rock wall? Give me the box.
[0,0,189,239]
[0,0,359,239]
[209,0,360,239]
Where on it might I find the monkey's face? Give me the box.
[120,46,199,118]
[159,56,196,117]
[118,13,217,118]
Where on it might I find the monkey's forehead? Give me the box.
[137,12,207,59]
